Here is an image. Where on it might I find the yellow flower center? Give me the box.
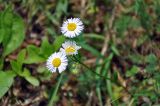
[67,23,77,31]
[65,46,75,54]
[52,58,61,67]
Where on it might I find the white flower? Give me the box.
[60,41,81,55]
[46,52,68,73]
[61,18,84,38]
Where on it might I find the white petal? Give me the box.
[46,52,68,73]
[61,18,84,38]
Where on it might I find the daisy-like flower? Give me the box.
[46,52,68,73]
[61,18,84,38]
[60,41,81,55]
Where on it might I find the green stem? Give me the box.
[48,73,64,106]
[128,98,134,106]
[72,56,112,81]
[106,71,119,106]
[96,87,103,106]
[106,71,117,106]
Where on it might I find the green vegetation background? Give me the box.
[0,0,160,106]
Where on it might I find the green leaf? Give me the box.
[21,68,31,77]
[40,37,53,58]
[37,66,52,81]
[0,8,13,45]
[45,0,68,26]
[24,45,45,64]
[111,45,120,56]
[10,60,21,75]
[17,49,26,63]
[2,7,13,27]
[0,28,4,43]
[25,76,40,86]
[56,0,68,14]
[0,71,15,99]
[0,12,4,43]
[126,66,139,77]
[53,36,65,51]
[84,33,105,40]
[22,69,39,86]
[3,12,25,56]
[5,71,16,77]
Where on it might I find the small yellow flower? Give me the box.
[52,58,61,67]
[46,52,68,73]
[60,41,81,55]
[61,18,84,38]
[67,23,77,31]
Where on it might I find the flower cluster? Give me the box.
[46,18,84,73]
